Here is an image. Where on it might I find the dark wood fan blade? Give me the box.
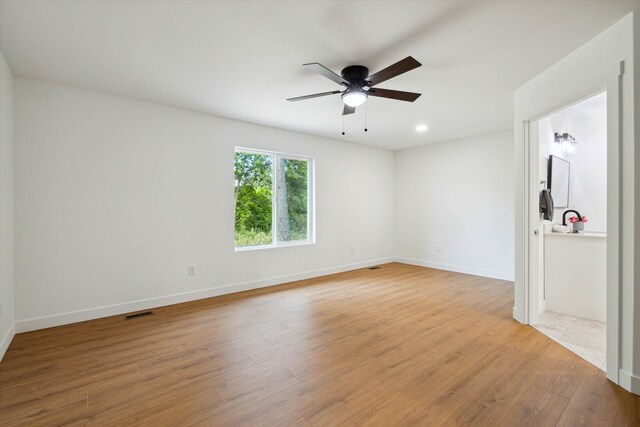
[287,90,342,102]
[367,88,421,102]
[366,56,422,86]
[343,105,355,115]
[303,63,349,86]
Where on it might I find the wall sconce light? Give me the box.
[554,132,577,154]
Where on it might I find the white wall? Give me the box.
[0,51,15,360]
[514,12,638,392]
[395,131,514,281]
[539,92,607,232]
[14,78,395,331]
[632,11,640,393]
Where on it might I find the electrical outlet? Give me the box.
[350,246,356,254]
[435,245,441,253]
[187,264,196,276]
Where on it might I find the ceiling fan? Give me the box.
[287,56,422,116]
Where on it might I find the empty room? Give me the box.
[1,0,640,425]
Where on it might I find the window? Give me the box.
[234,148,314,249]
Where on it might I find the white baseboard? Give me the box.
[15,257,394,333]
[0,322,16,361]
[512,306,523,323]
[619,369,640,396]
[394,257,515,281]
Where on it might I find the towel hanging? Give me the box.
[540,188,554,221]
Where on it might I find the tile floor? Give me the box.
[531,310,606,371]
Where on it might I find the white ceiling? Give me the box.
[1,1,638,150]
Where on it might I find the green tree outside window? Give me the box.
[235,151,310,247]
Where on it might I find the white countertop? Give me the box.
[544,231,607,239]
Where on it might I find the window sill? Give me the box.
[235,240,315,252]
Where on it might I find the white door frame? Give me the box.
[520,61,623,383]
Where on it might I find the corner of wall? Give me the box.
[0,49,16,361]
[632,8,640,387]
[0,322,15,361]
[392,131,515,283]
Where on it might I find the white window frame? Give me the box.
[234,147,315,251]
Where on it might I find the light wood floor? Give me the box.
[1,263,638,426]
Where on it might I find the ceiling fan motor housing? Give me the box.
[341,65,369,87]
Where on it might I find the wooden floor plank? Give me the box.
[557,368,640,426]
[500,385,570,426]
[0,263,637,425]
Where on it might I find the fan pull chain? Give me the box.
[342,116,345,136]
[364,103,368,132]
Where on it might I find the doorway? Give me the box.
[516,60,623,385]
[528,92,607,371]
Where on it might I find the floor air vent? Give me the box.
[369,266,381,270]
[124,311,154,320]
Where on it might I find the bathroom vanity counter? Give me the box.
[544,231,606,239]
[543,231,606,322]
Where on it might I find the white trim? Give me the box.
[234,146,311,161]
[604,63,622,384]
[15,257,394,333]
[394,257,514,281]
[234,239,314,251]
[0,322,15,361]
[512,307,523,323]
[522,119,530,324]
[618,370,640,395]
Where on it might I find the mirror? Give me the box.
[548,155,570,208]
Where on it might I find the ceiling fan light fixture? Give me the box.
[289,57,422,117]
[342,89,367,107]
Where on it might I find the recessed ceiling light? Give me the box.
[416,124,428,132]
